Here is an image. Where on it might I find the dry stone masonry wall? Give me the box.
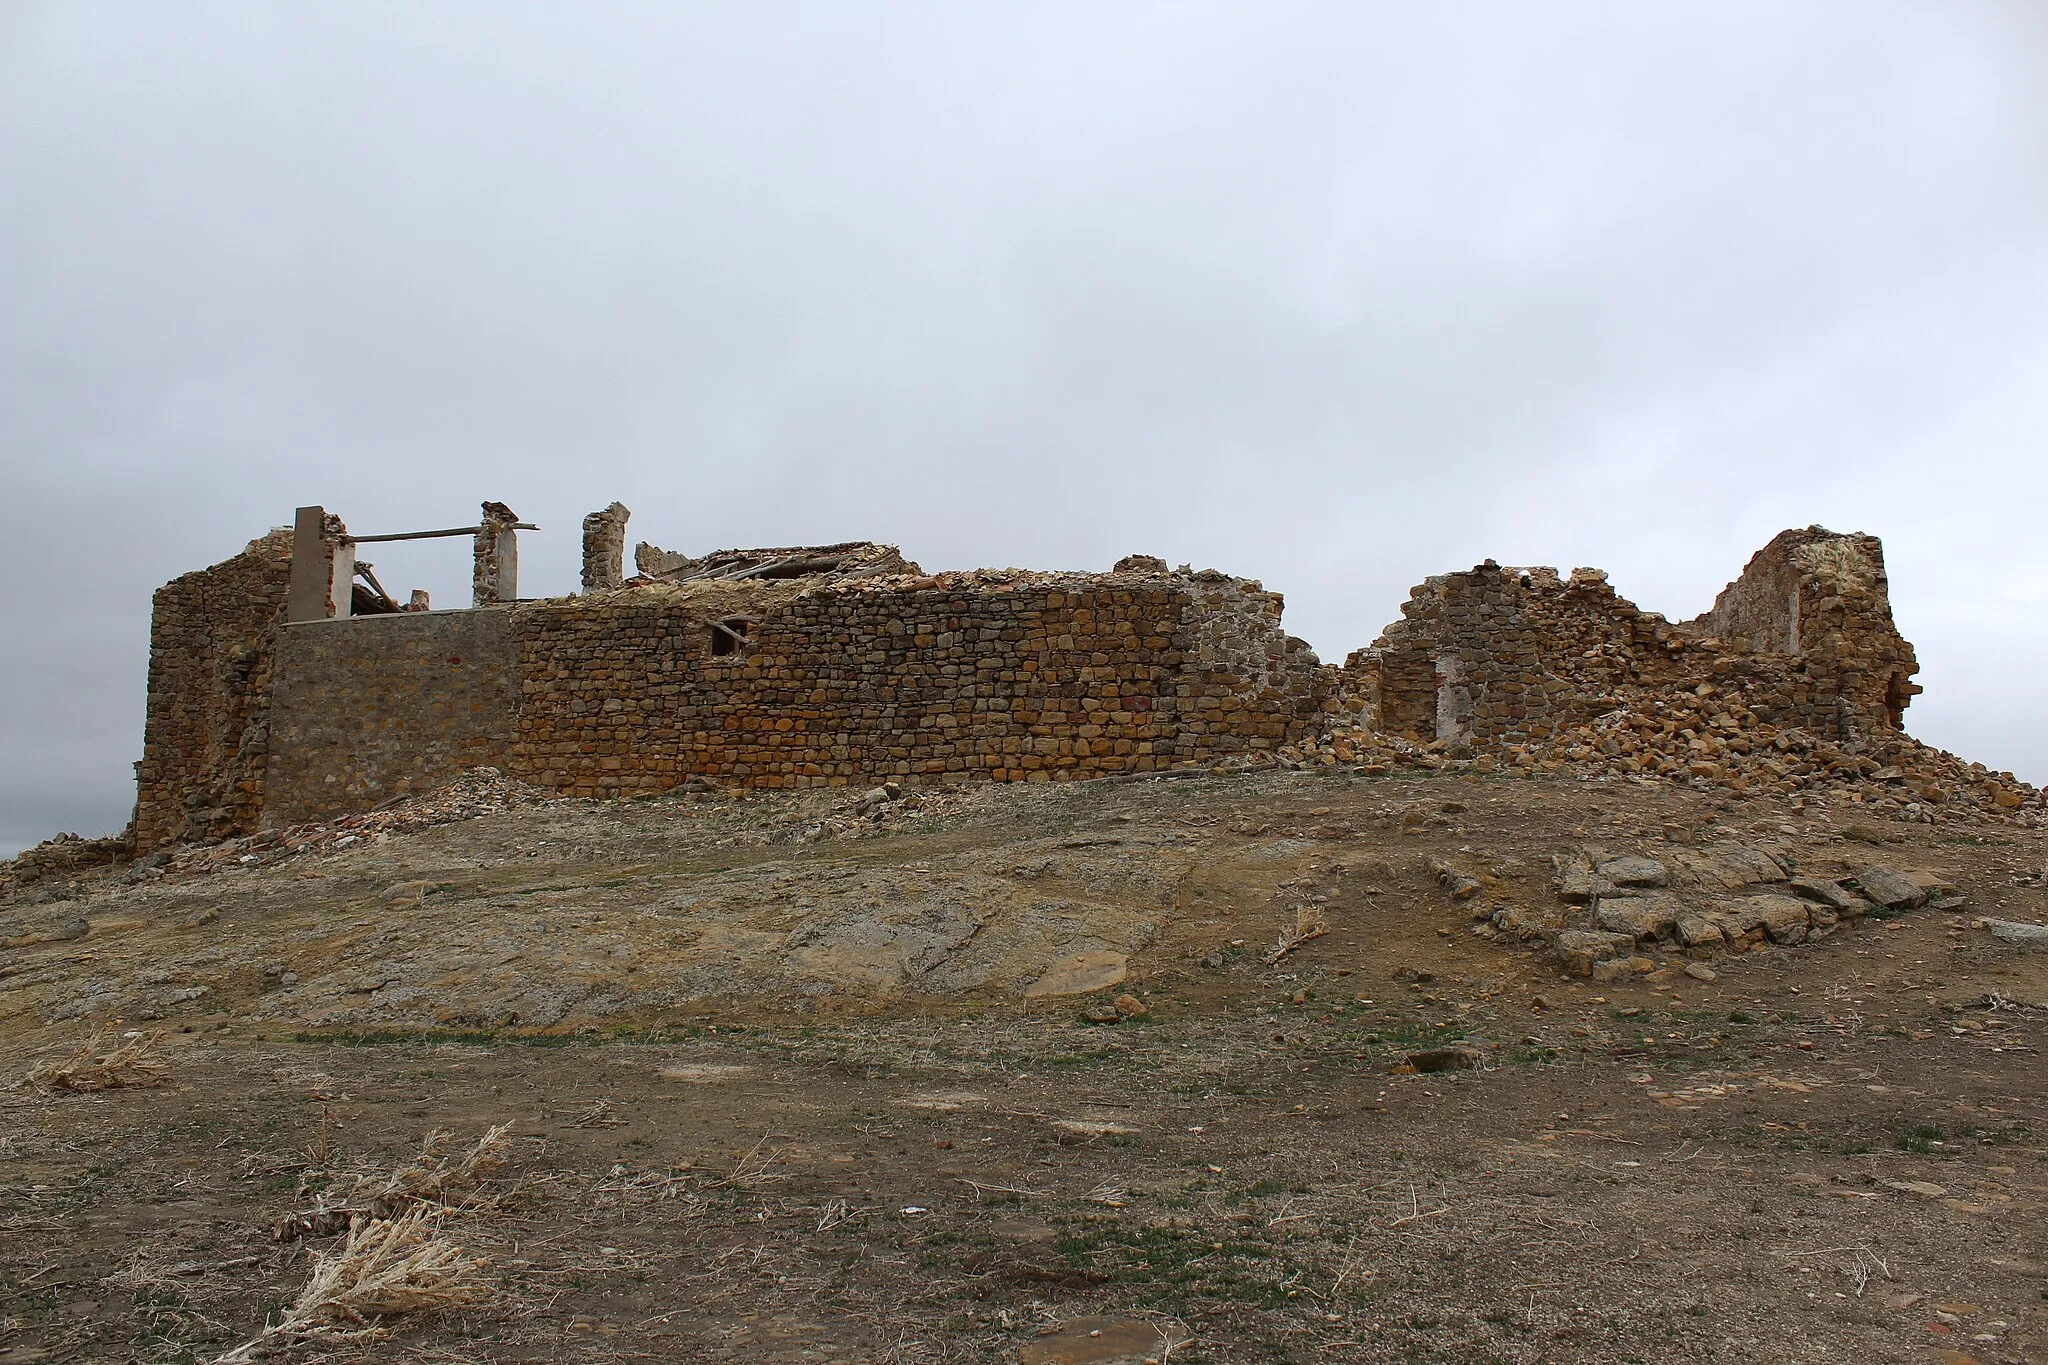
[116,516,2041,853]
[1356,527,1919,755]
[513,568,1327,797]
[132,529,295,853]
[580,502,630,594]
[1688,527,1921,734]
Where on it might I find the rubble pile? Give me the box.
[1473,844,1964,980]
[1283,691,2043,830]
[152,767,550,879]
[763,780,966,843]
[1268,528,2043,827]
[0,831,133,896]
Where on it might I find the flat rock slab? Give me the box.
[1020,1318,1191,1364]
[1024,950,1128,998]
[1855,865,1925,911]
[1554,929,1635,974]
[1670,845,1787,890]
[1713,895,1813,944]
[1596,855,1668,888]
[0,916,88,950]
[1789,875,1866,914]
[1595,891,1688,940]
[1676,912,1726,948]
[1986,919,2048,948]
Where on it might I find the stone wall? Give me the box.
[264,611,519,825]
[581,502,630,593]
[1689,527,1920,736]
[132,530,295,854]
[121,521,1926,847]
[1362,563,1686,750]
[1358,526,1920,754]
[511,568,1329,797]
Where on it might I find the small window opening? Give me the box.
[710,618,750,657]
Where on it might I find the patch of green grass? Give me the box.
[295,1028,563,1047]
[1367,1019,1466,1048]
[1895,1124,1945,1155]
[293,1025,709,1048]
[1051,1222,1305,1313]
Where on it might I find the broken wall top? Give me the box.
[631,540,922,584]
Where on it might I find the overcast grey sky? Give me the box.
[3,3,2045,857]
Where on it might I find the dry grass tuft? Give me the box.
[28,1028,171,1092]
[275,1123,516,1243]
[215,1206,489,1362]
[1795,535,1877,590]
[1263,905,1330,965]
[710,1134,791,1191]
[362,1122,515,1218]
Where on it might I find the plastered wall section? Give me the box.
[262,611,518,825]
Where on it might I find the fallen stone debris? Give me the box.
[0,768,551,898]
[1286,706,2042,831]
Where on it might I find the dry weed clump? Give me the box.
[26,1028,172,1092]
[275,1123,515,1242]
[1263,904,1330,964]
[362,1122,515,1218]
[228,1124,516,1360]
[214,1207,490,1362]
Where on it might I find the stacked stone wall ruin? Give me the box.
[132,529,295,852]
[1354,527,1920,757]
[126,514,1933,852]
[513,570,1326,798]
[1688,527,1921,733]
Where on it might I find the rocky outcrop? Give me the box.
[1478,844,1963,978]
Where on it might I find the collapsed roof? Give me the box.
[631,540,921,583]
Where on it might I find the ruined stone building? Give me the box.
[128,504,1922,853]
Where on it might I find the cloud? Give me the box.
[3,2,2045,854]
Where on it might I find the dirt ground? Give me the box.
[3,767,2045,1363]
